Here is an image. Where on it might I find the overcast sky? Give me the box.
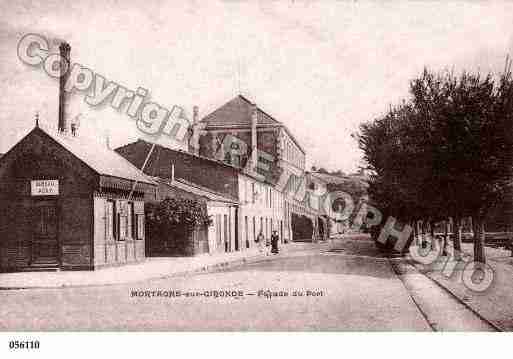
[1,0,513,173]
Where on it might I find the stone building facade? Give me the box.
[116,139,284,251]
[190,95,319,242]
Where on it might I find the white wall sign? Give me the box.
[31,180,59,196]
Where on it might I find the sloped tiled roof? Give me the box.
[156,177,238,204]
[37,126,155,185]
[201,95,306,154]
[201,95,282,127]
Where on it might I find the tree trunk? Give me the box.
[453,216,462,260]
[413,220,419,246]
[416,220,421,246]
[472,216,486,263]
[415,220,420,246]
[421,221,426,248]
[424,221,429,248]
[508,225,513,258]
[430,221,436,249]
[509,225,513,257]
[442,220,449,256]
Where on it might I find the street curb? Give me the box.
[388,259,437,331]
[0,253,275,291]
[0,243,331,290]
[405,260,504,332]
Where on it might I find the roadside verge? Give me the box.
[408,243,513,331]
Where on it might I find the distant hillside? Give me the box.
[311,171,368,200]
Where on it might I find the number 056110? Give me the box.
[9,340,40,350]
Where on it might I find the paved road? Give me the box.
[0,236,493,331]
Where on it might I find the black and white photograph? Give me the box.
[0,0,512,357]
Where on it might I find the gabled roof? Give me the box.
[7,126,155,185]
[201,95,306,154]
[201,95,282,127]
[117,139,273,185]
[118,138,242,171]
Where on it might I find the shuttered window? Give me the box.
[127,202,134,239]
[106,200,115,240]
[136,215,144,240]
[119,213,127,241]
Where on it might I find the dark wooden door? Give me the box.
[32,201,59,265]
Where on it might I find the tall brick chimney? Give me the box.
[188,106,202,155]
[58,42,71,133]
[192,105,199,125]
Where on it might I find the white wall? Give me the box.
[237,173,285,248]
[207,203,233,254]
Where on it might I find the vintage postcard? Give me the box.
[0,0,512,357]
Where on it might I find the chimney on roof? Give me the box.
[188,105,202,155]
[192,105,199,124]
[105,133,111,150]
[58,42,71,134]
[250,103,258,171]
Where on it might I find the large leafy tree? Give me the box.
[358,65,513,263]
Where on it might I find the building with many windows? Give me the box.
[116,139,284,253]
[238,169,285,247]
[190,95,320,242]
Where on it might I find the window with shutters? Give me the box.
[127,202,134,239]
[106,200,115,240]
[119,211,127,241]
[136,214,144,240]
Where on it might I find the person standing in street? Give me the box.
[271,230,279,254]
[256,230,265,254]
